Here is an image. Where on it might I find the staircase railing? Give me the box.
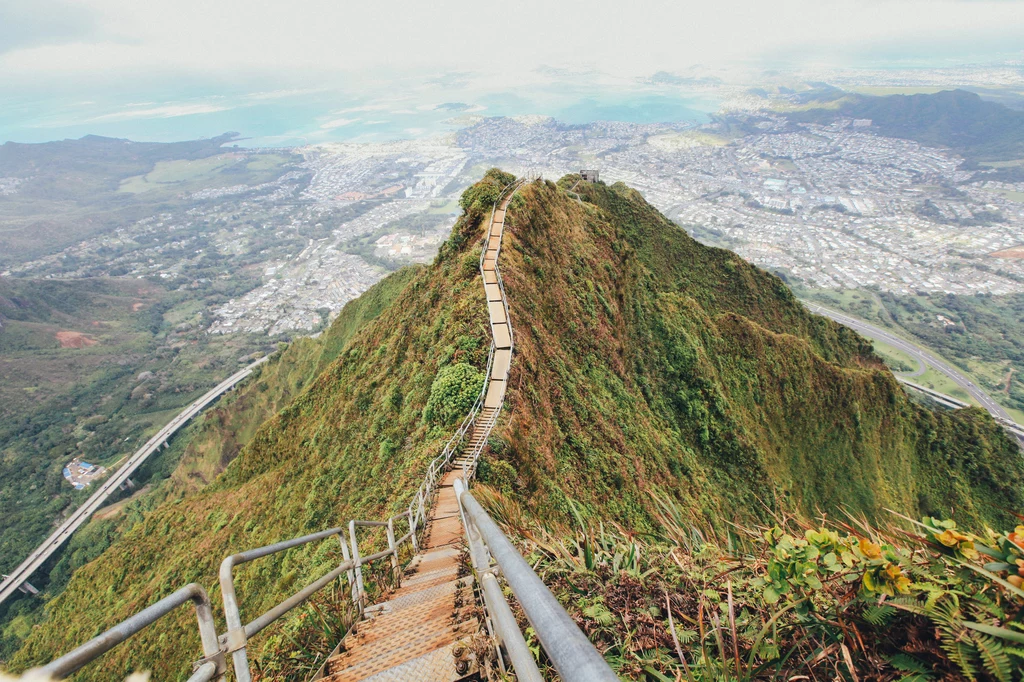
[460,178,524,481]
[36,583,222,682]
[29,176,618,681]
[454,175,617,680]
[454,479,618,682]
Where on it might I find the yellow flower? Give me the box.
[859,538,882,560]
[935,529,968,547]
[1009,527,1024,549]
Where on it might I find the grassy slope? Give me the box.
[0,277,270,573]
[169,265,422,492]
[0,267,417,663]
[7,173,1023,678]
[490,177,1021,528]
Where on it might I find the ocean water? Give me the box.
[0,77,721,148]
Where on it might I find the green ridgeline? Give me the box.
[7,169,1022,679]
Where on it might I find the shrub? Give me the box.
[423,362,484,425]
[486,460,517,492]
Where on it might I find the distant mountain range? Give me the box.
[788,89,1024,163]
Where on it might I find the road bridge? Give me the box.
[0,356,268,607]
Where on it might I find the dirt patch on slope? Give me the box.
[990,246,1024,259]
[55,331,98,348]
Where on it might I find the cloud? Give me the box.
[0,0,1022,89]
[87,103,231,123]
[319,118,358,129]
[0,1,99,54]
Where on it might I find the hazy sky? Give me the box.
[1,0,1022,90]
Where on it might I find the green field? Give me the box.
[426,198,460,214]
[979,158,1024,169]
[870,339,920,374]
[984,188,1024,203]
[846,86,946,97]
[915,367,975,404]
[119,153,292,194]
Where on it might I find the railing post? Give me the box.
[218,558,252,682]
[338,533,359,616]
[386,518,400,588]
[408,504,419,552]
[348,520,365,615]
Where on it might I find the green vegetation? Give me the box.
[984,188,1024,203]
[423,362,485,426]
[799,286,1024,417]
[117,153,293,196]
[477,486,1024,681]
[0,276,272,577]
[870,339,918,374]
[4,171,1022,679]
[0,267,417,664]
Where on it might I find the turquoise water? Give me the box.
[0,77,720,147]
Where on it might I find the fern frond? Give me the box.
[939,637,978,681]
[887,653,929,674]
[863,604,896,626]
[973,634,1012,682]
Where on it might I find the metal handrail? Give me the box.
[454,479,618,682]
[202,184,527,682]
[32,583,222,681]
[219,527,354,682]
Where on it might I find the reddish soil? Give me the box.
[55,331,98,348]
[990,246,1024,259]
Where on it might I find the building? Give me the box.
[580,169,600,183]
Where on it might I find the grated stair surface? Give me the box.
[323,189,517,682]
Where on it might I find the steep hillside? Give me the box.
[7,171,1022,679]
[0,267,417,662]
[168,265,422,492]
[489,176,1021,528]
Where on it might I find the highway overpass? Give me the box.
[0,356,267,607]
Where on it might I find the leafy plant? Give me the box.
[423,362,484,426]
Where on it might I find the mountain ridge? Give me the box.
[5,170,1022,678]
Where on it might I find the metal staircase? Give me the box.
[30,178,617,682]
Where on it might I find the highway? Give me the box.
[803,301,1024,447]
[802,301,1012,421]
[0,356,267,607]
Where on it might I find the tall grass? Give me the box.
[477,486,1024,681]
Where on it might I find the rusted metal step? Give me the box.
[325,618,478,681]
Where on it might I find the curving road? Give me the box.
[801,301,1012,420]
[0,356,268,607]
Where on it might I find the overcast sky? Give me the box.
[1,0,1022,91]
